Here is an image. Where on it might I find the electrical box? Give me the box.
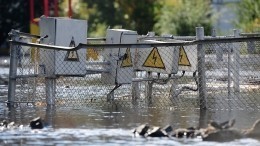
[135,40,179,74]
[177,45,197,72]
[163,39,197,72]
[101,29,137,85]
[39,17,87,76]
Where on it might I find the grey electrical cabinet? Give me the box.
[39,17,87,76]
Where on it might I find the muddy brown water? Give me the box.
[0,62,260,145]
[0,98,260,145]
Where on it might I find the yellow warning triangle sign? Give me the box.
[87,48,99,60]
[65,51,79,61]
[143,47,165,69]
[65,37,79,61]
[121,48,132,67]
[178,46,191,66]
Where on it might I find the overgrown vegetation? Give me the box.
[1,0,260,55]
[235,0,260,33]
[60,0,160,37]
[154,0,214,36]
[59,0,213,37]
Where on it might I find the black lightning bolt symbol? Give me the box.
[179,54,183,62]
[152,51,157,64]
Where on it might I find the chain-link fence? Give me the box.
[204,40,260,110]
[7,29,260,110]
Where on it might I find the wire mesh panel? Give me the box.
[9,36,45,106]
[8,31,260,110]
[204,40,260,110]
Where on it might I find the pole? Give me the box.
[54,0,58,17]
[30,0,34,22]
[7,31,19,107]
[132,72,140,102]
[43,0,49,16]
[228,38,231,96]
[68,0,72,17]
[233,29,240,92]
[46,78,56,106]
[196,27,207,110]
[145,71,153,105]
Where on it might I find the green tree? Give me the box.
[115,0,161,35]
[235,0,260,32]
[59,0,118,37]
[60,0,161,37]
[154,0,213,36]
[0,1,30,55]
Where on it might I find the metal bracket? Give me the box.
[107,84,122,102]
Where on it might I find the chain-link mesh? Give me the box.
[9,35,260,110]
[205,40,260,110]
[13,37,46,106]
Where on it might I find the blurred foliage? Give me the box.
[0,0,45,55]
[154,0,213,36]
[0,1,30,54]
[5,0,252,55]
[235,0,260,33]
[115,0,161,35]
[59,0,160,37]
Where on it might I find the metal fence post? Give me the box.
[45,105,55,127]
[196,27,207,110]
[228,39,232,96]
[7,31,18,107]
[46,78,56,106]
[212,29,223,62]
[132,72,140,102]
[145,71,153,104]
[233,29,240,92]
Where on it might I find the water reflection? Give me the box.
[44,105,55,128]
[4,102,259,130]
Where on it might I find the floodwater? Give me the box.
[0,57,260,145]
[1,105,260,146]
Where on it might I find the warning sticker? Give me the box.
[121,48,132,67]
[143,47,165,69]
[65,37,79,61]
[178,46,191,66]
[87,48,99,60]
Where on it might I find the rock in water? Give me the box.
[219,119,236,129]
[30,117,44,129]
[0,120,8,127]
[202,129,243,142]
[134,124,149,136]
[244,119,260,139]
[171,127,196,138]
[209,120,222,130]
[162,125,173,134]
[147,126,168,137]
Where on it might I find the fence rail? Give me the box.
[7,28,260,111]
